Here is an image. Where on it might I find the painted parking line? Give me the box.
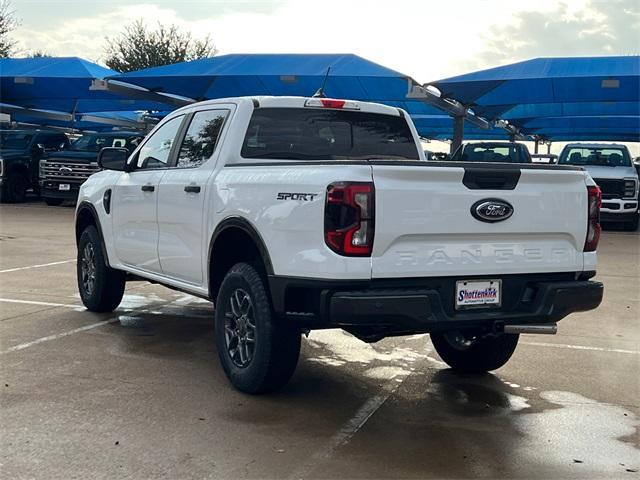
[0,259,76,274]
[522,341,638,355]
[0,298,82,309]
[1,319,118,354]
[290,369,411,480]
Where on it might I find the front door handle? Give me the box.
[184,185,201,193]
[141,185,155,192]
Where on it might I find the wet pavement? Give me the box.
[0,201,638,479]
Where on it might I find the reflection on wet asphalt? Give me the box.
[71,302,638,479]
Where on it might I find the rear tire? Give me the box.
[44,197,64,206]
[0,172,28,203]
[215,262,301,394]
[77,225,125,312]
[430,330,519,373]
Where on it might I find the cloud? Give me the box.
[10,0,639,81]
[470,0,640,69]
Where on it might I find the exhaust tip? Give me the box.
[503,323,558,335]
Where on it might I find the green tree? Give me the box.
[0,0,18,58]
[104,20,215,73]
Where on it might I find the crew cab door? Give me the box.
[157,108,230,285]
[111,115,184,274]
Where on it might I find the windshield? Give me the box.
[453,143,531,163]
[70,134,142,153]
[0,132,34,150]
[241,108,419,160]
[559,147,631,167]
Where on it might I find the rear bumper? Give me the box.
[269,273,603,336]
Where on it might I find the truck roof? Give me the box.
[0,128,66,135]
[563,143,628,149]
[172,95,403,117]
[79,130,143,137]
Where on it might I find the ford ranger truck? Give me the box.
[558,143,639,231]
[74,96,604,394]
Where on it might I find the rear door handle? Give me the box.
[184,185,201,193]
[141,185,155,192]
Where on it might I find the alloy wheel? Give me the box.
[81,243,96,295]
[224,288,256,368]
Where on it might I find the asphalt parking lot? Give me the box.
[0,201,638,479]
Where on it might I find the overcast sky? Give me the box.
[9,0,640,83]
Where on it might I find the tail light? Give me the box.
[584,185,601,252]
[325,182,375,256]
[304,98,360,110]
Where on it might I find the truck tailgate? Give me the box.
[371,163,589,278]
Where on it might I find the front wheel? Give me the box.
[215,263,300,394]
[430,330,519,373]
[77,225,126,312]
[623,214,639,232]
[44,197,65,206]
[0,172,28,203]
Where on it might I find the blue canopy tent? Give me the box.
[414,115,640,143]
[431,56,640,117]
[110,53,420,103]
[0,57,168,130]
[412,115,509,140]
[107,53,493,143]
[429,56,640,147]
[3,110,164,131]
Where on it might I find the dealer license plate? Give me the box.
[455,279,501,309]
[58,184,70,191]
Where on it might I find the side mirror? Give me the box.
[98,147,131,172]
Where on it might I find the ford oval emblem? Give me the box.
[471,198,514,223]
[59,166,73,174]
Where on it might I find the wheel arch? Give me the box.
[75,202,111,267]
[208,216,274,302]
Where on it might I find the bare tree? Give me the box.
[104,20,215,72]
[0,0,18,57]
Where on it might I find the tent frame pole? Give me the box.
[451,116,464,154]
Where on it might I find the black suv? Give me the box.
[451,142,533,163]
[40,131,143,206]
[0,129,70,203]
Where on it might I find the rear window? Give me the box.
[559,147,631,167]
[454,143,531,163]
[241,108,419,160]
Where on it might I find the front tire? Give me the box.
[44,197,65,206]
[0,172,28,203]
[215,263,301,394]
[624,214,639,232]
[77,226,126,312]
[430,330,519,373]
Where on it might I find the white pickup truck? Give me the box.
[75,96,604,394]
[558,143,639,231]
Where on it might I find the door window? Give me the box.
[135,116,183,169]
[176,110,228,168]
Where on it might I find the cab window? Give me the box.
[135,116,183,169]
[176,110,228,168]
